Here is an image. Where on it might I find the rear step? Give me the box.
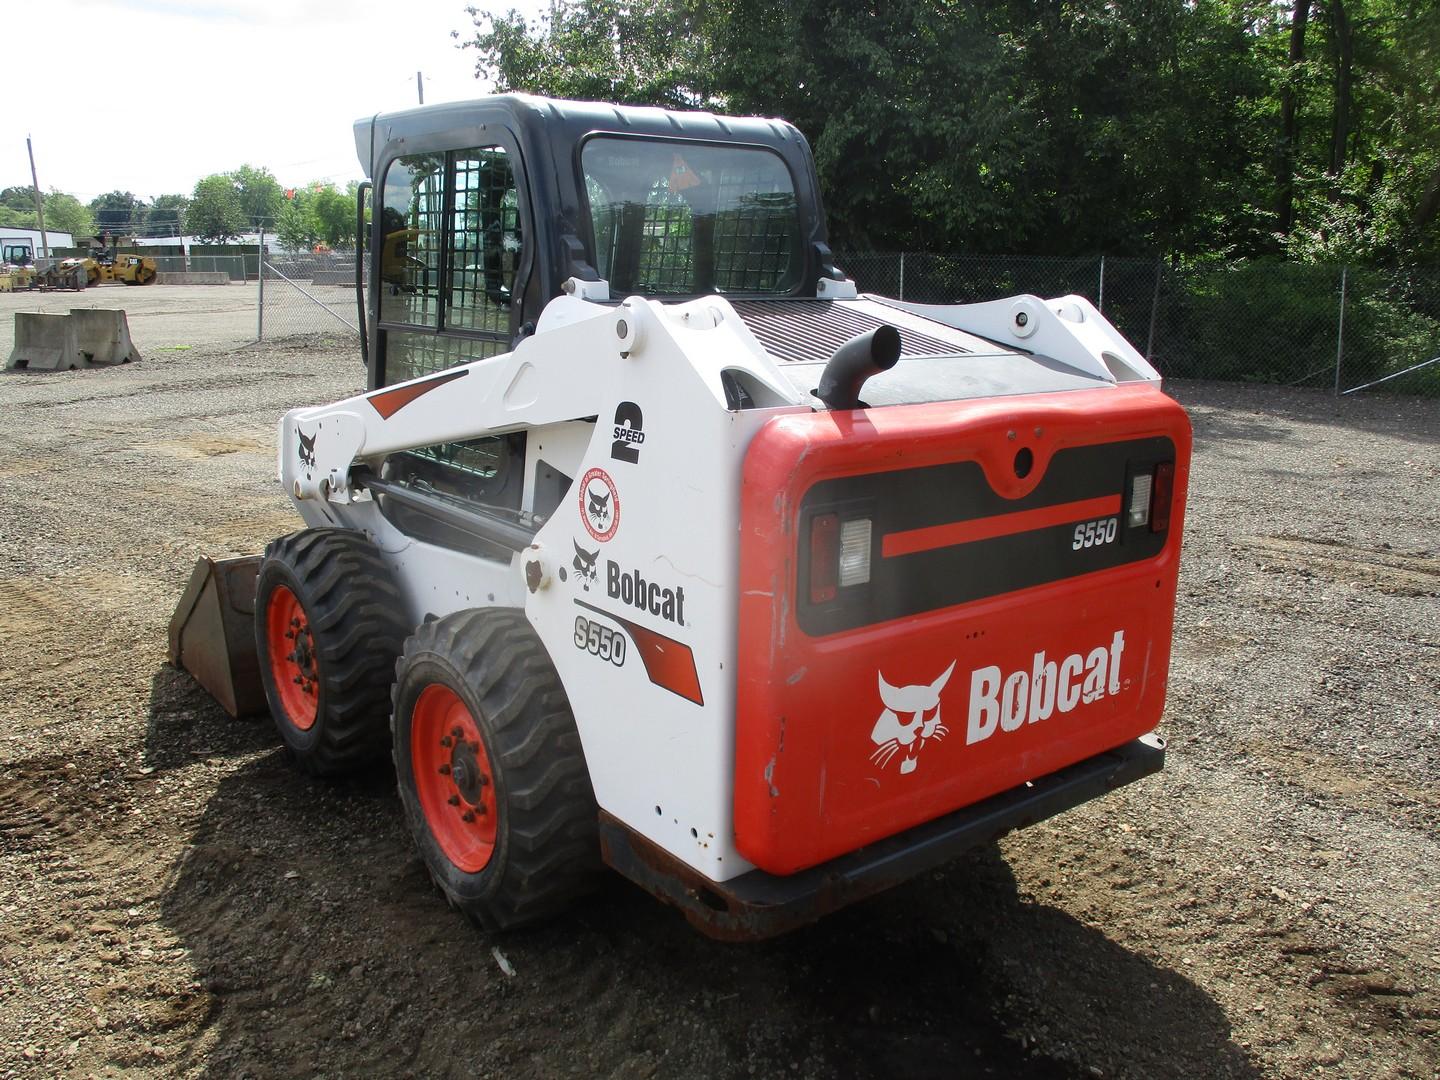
[600,733,1165,941]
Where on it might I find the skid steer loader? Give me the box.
[175,95,1190,939]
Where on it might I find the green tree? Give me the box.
[187,174,246,242]
[146,194,189,235]
[462,0,721,108]
[462,0,1438,264]
[276,190,321,251]
[89,191,145,236]
[43,191,95,237]
[311,183,357,247]
[230,164,284,229]
[0,186,35,214]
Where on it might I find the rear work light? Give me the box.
[1127,462,1175,533]
[808,513,873,605]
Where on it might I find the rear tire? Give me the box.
[254,529,409,775]
[392,608,601,930]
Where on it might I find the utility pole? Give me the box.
[26,136,50,259]
[416,71,424,105]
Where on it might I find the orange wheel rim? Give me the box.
[411,684,497,873]
[265,585,320,731]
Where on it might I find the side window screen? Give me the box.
[379,153,445,327]
[375,145,526,537]
[449,150,522,332]
[582,137,802,297]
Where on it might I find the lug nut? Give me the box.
[462,811,475,822]
[440,736,452,748]
[438,764,451,775]
[447,795,460,806]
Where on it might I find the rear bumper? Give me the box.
[599,733,1165,941]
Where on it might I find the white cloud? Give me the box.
[3,0,546,201]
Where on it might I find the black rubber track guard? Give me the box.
[254,529,410,775]
[391,608,603,931]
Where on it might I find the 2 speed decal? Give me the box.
[610,401,645,464]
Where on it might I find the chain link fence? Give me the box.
[251,246,1440,397]
[839,252,1440,397]
[258,249,362,343]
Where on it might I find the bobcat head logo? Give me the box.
[572,540,599,590]
[586,485,611,528]
[578,467,620,543]
[870,661,955,775]
[297,428,317,468]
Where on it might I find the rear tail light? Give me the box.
[809,513,839,604]
[1150,461,1175,533]
[1127,463,1175,532]
[808,513,873,604]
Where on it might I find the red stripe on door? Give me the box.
[882,494,1122,558]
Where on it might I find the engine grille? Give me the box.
[729,299,968,364]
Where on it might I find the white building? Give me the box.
[0,226,75,257]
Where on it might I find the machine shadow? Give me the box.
[152,667,1256,1080]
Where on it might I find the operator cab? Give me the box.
[352,94,841,555]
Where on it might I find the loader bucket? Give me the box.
[167,555,267,718]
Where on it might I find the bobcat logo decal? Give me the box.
[588,487,611,527]
[578,467,620,543]
[870,661,955,775]
[572,540,599,590]
[297,428,317,468]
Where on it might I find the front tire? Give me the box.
[254,529,409,775]
[392,608,601,930]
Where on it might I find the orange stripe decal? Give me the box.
[576,601,703,706]
[367,368,468,419]
[882,494,1122,558]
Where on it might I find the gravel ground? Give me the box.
[0,306,1436,1079]
[0,283,258,358]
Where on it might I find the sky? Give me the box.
[4,0,548,203]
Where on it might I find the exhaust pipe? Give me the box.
[816,325,901,410]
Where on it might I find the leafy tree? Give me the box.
[0,186,35,214]
[276,191,321,251]
[187,174,246,242]
[0,206,33,229]
[462,0,720,108]
[460,0,1439,265]
[89,191,145,236]
[146,194,189,235]
[43,192,95,237]
[312,183,357,247]
[230,164,284,229]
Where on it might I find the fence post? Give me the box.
[898,251,905,301]
[1145,256,1163,360]
[1097,254,1105,314]
[257,225,265,343]
[1333,265,1347,398]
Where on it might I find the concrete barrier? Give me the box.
[6,309,142,371]
[155,272,231,285]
